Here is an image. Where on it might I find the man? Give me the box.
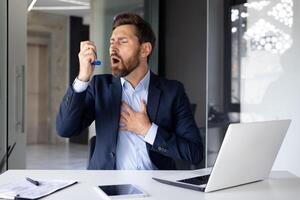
[56,13,203,170]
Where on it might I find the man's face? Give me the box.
[109,25,142,77]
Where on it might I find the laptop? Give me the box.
[153,120,291,192]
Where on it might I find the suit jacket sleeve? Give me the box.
[56,79,95,138]
[151,82,203,165]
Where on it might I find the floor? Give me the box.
[26,143,89,170]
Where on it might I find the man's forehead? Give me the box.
[111,24,137,38]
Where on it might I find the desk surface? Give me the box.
[0,170,299,200]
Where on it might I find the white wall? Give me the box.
[240,0,300,176]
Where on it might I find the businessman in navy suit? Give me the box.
[56,13,203,170]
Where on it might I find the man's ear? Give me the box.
[141,42,152,58]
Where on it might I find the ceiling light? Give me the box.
[32,6,90,10]
[57,0,90,6]
[28,0,38,12]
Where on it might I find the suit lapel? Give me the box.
[147,72,161,123]
[110,76,122,147]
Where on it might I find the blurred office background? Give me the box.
[0,0,299,177]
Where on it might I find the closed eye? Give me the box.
[110,37,128,45]
[120,38,128,44]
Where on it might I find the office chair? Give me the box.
[89,136,96,161]
[190,103,197,116]
[0,142,16,172]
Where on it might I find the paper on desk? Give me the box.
[0,179,77,199]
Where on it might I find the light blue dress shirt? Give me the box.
[117,70,158,170]
[73,70,158,170]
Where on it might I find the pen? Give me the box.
[25,177,40,186]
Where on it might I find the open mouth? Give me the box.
[111,55,121,65]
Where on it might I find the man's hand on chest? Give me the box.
[120,100,151,136]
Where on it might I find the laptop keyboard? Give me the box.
[177,175,210,186]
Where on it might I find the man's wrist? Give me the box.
[77,74,90,82]
[143,123,152,136]
[73,77,89,93]
[143,123,158,145]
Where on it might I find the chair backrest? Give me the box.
[190,103,197,116]
[0,142,16,172]
[89,136,96,161]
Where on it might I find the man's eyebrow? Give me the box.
[118,36,128,40]
[110,36,128,40]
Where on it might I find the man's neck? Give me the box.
[124,64,149,88]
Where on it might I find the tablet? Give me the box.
[96,184,149,199]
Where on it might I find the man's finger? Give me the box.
[84,44,97,54]
[120,127,127,132]
[83,49,96,56]
[122,101,134,115]
[80,41,95,51]
[119,122,126,128]
[80,53,96,64]
[120,115,127,123]
[121,111,129,120]
[81,49,97,62]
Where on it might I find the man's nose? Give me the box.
[110,46,119,54]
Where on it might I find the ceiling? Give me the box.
[27,0,144,18]
[27,0,91,17]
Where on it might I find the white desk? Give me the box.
[0,170,299,200]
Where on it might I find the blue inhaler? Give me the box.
[91,60,102,66]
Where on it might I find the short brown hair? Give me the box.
[112,13,156,61]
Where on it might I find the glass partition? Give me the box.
[0,0,7,173]
[230,0,300,176]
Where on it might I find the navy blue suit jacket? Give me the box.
[56,72,203,170]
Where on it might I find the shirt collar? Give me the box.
[121,70,150,91]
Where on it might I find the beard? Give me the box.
[111,48,141,78]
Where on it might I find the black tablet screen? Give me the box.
[98,184,143,196]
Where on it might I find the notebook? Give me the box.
[0,178,77,199]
